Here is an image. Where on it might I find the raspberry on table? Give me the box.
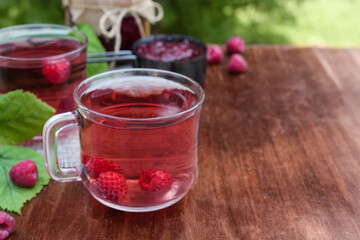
[42,58,71,84]
[228,54,248,73]
[207,45,224,64]
[0,211,15,240]
[83,156,122,179]
[139,169,174,192]
[9,159,38,187]
[227,36,245,54]
[96,171,127,202]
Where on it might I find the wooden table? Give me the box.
[10,46,360,239]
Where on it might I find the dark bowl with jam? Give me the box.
[133,35,207,85]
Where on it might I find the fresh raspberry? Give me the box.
[206,45,223,64]
[42,58,71,84]
[83,156,122,179]
[228,54,248,73]
[9,159,38,187]
[227,36,245,54]
[96,171,127,202]
[0,211,16,240]
[139,169,173,192]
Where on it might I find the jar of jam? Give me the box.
[63,0,163,51]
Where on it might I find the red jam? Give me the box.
[135,39,204,62]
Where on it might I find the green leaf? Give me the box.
[0,90,56,145]
[0,145,50,214]
[77,23,109,77]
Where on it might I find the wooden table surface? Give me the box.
[10,46,360,240]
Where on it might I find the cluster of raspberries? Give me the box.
[206,36,248,73]
[83,156,173,202]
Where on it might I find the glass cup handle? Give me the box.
[43,111,81,182]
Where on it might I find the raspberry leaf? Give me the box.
[77,23,109,77]
[0,145,50,214]
[0,90,55,144]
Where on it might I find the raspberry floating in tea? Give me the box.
[42,58,71,84]
[84,155,122,178]
[96,171,128,202]
[139,169,174,192]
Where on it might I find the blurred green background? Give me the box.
[0,0,359,46]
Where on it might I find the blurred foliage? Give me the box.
[0,0,63,27]
[0,0,306,44]
[157,0,306,44]
[0,0,359,46]
[267,0,360,46]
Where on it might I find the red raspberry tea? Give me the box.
[0,25,87,114]
[79,76,201,209]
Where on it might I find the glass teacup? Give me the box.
[43,68,205,212]
[0,24,88,113]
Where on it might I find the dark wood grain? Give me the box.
[9,46,360,240]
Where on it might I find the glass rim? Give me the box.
[0,23,88,62]
[73,68,205,122]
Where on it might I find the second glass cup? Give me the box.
[43,69,205,212]
[0,24,88,113]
